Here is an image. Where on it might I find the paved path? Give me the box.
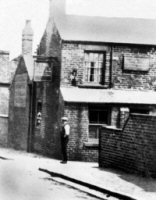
[0,148,156,200]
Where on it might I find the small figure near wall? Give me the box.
[70,69,77,86]
[60,116,70,164]
[36,111,42,127]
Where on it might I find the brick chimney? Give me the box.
[22,20,33,55]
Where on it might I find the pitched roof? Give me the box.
[0,50,9,55]
[60,87,156,105]
[55,14,156,45]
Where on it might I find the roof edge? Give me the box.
[62,39,156,47]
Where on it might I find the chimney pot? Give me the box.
[22,20,33,55]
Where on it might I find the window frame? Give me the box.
[83,51,106,85]
[88,106,110,142]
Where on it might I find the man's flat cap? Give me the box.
[61,117,68,121]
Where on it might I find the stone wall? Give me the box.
[99,114,156,177]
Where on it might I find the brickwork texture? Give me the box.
[8,57,30,150]
[99,114,156,177]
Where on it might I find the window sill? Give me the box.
[0,114,8,118]
[102,125,122,131]
[78,83,108,89]
[84,141,99,148]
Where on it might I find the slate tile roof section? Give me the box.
[60,87,156,104]
[55,14,156,45]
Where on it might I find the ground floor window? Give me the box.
[130,108,149,114]
[89,106,109,141]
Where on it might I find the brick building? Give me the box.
[0,50,11,147]
[8,20,60,157]
[35,0,156,162]
[8,20,34,151]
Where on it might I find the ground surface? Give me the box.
[0,155,103,200]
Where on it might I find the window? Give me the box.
[89,107,109,140]
[84,52,104,84]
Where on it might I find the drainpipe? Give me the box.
[28,60,36,152]
[109,45,113,88]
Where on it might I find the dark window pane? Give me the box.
[130,108,149,114]
[89,111,98,123]
[90,63,95,82]
[99,110,108,124]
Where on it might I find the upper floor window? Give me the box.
[84,52,104,84]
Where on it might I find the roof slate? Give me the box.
[60,87,156,105]
[55,14,156,45]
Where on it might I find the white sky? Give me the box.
[67,0,156,18]
[0,0,49,59]
[0,0,156,59]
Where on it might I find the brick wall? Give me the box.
[37,20,62,158]
[0,51,10,83]
[112,46,156,90]
[64,103,98,162]
[0,87,9,147]
[61,42,156,90]
[40,80,61,158]
[8,57,30,150]
[99,114,156,177]
[38,19,156,163]
[0,116,8,147]
[61,42,110,87]
[38,18,62,60]
[0,51,10,147]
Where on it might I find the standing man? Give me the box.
[60,116,70,164]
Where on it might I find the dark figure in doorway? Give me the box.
[60,116,70,164]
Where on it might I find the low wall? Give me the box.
[99,114,156,177]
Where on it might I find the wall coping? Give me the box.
[130,113,156,119]
[101,125,122,131]
[131,113,152,116]
[0,114,8,118]
[84,141,99,147]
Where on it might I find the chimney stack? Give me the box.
[22,20,33,55]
